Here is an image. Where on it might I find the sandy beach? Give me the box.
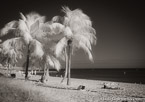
[0,71,145,102]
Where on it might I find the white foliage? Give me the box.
[64,27,73,38]
[20,12,26,21]
[30,40,44,59]
[18,20,29,34]
[0,20,18,36]
[55,37,67,57]
[46,55,61,71]
[61,6,97,62]
[0,37,24,64]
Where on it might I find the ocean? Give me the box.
[50,68,145,84]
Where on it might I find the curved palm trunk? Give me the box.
[61,40,72,85]
[61,48,68,83]
[67,45,72,85]
[25,44,30,79]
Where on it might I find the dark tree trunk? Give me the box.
[67,42,72,85]
[25,44,30,80]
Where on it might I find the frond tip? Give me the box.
[61,6,71,14]
[0,21,18,36]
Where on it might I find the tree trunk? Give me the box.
[25,44,30,80]
[41,64,49,83]
[7,58,11,75]
[67,43,72,85]
[61,48,68,83]
[46,67,49,78]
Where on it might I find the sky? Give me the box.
[0,0,145,68]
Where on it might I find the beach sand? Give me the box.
[0,71,145,102]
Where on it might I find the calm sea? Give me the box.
[51,68,145,84]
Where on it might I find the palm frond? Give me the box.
[55,37,67,57]
[30,39,44,59]
[26,12,46,27]
[52,16,64,24]
[18,20,29,33]
[73,35,92,50]
[0,21,18,36]
[45,55,61,71]
[63,26,73,38]
[0,38,24,64]
[20,12,26,21]
[22,32,33,45]
[30,20,39,34]
[77,42,93,62]
[51,23,64,35]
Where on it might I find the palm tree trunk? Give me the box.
[41,64,49,83]
[61,48,68,83]
[7,58,10,75]
[46,67,49,78]
[25,44,30,79]
[67,43,72,85]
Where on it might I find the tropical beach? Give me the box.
[0,0,145,102]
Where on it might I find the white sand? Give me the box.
[0,69,145,102]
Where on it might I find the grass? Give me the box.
[0,76,58,102]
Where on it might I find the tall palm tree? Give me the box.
[1,12,47,79]
[52,7,97,85]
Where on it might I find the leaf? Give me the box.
[18,20,29,33]
[30,20,39,34]
[55,37,67,57]
[20,12,26,21]
[0,20,18,36]
[30,39,44,59]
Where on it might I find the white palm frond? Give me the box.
[52,16,64,24]
[0,20,18,36]
[20,12,26,21]
[62,6,96,40]
[0,38,24,63]
[30,20,39,34]
[18,19,29,33]
[22,32,33,45]
[30,39,44,59]
[62,7,92,29]
[77,41,93,62]
[64,26,73,38]
[45,55,61,71]
[55,37,67,57]
[61,6,97,62]
[73,35,92,50]
[51,23,64,35]
[40,22,65,42]
[26,12,46,27]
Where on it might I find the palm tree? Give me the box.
[0,12,48,79]
[1,12,63,81]
[0,37,24,75]
[52,7,97,85]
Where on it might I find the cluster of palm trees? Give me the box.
[0,7,96,85]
